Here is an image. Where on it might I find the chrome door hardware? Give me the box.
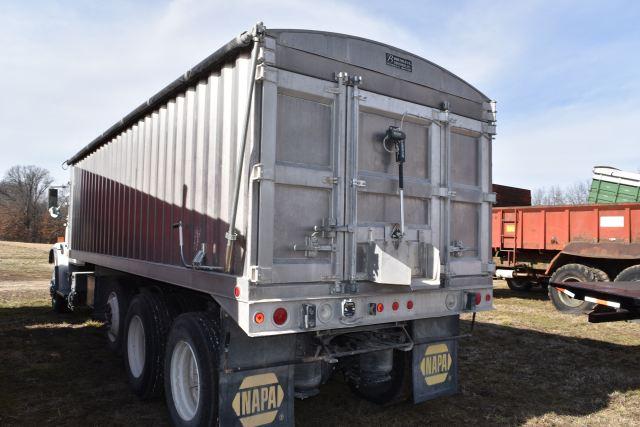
[292,235,335,258]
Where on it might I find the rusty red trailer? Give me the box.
[492,203,640,312]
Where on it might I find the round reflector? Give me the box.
[318,303,333,323]
[254,312,265,324]
[273,307,288,325]
[392,301,399,311]
[407,300,414,310]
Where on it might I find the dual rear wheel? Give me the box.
[164,312,220,426]
[110,289,218,426]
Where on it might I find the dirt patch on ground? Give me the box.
[1,242,639,425]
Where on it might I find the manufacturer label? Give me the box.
[232,373,284,427]
[600,215,624,228]
[420,343,452,386]
[385,53,413,72]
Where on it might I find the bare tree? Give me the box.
[0,165,54,242]
[531,180,591,206]
[564,180,591,205]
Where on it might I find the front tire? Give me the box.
[548,264,607,314]
[165,312,220,427]
[124,292,174,400]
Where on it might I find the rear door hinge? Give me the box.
[249,266,272,283]
[250,163,274,182]
[323,176,339,185]
[484,192,497,203]
[436,187,457,198]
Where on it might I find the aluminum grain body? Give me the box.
[67,28,496,336]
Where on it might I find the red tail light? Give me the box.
[254,312,265,324]
[234,286,241,298]
[376,303,384,313]
[407,300,414,310]
[273,307,288,325]
[392,301,399,311]
[475,293,482,305]
[485,293,491,302]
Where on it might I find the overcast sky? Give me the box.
[1,0,639,190]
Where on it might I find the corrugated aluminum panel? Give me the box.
[71,53,255,273]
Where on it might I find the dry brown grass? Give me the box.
[0,240,52,282]
[0,241,639,426]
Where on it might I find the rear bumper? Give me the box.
[215,281,493,337]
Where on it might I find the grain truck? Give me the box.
[48,23,496,426]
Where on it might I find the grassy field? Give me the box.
[1,240,639,426]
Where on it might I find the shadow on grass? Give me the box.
[296,320,640,426]
[1,304,639,426]
[492,286,549,302]
[0,304,169,426]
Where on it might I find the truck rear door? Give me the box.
[257,70,347,284]
[257,69,492,286]
[346,86,439,287]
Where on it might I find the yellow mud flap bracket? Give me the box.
[412,339,458,403]
[220,365,294,427]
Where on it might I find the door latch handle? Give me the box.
[293,235,336,258]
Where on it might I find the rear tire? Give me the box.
[614,265,640,282]
[548,264,607,314]
[346,350,410,405]
[105,282,131,355]
[124,291,174,400]
[506,278,533,291]
[165,312,220,427]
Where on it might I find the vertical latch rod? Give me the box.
[383,126,407,237]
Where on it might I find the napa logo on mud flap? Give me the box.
[232,373,284,427]
[419,343,452,386]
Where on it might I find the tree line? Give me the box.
[0,165,66,243]
[531,180,591,206]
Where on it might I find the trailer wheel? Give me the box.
[124,292,174,400]
[346,350,410,405]
[548,264,604,314]
[614,265,640,282]
[506,278,533,291]
[165,312,219,426]
[105,283,131,355]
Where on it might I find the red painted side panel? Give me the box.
[491,210,501,249]
[492,203,640,251]
[521,209,545,249]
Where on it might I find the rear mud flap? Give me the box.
[219,365,294,427]
[412,339,458,403]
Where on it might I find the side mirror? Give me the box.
[48,188,58,209]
